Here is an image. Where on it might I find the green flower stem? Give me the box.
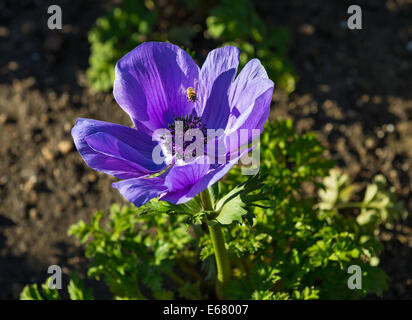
[208,223,231,299]
[200,189,214,212]
[200,189,231,299]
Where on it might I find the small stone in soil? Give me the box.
[58,140,73,154]
[28,208,38,220]
[41,146,55,161]
[0,113,7,124]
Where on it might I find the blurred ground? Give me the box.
[0,0,411,299]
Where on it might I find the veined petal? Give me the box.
[225,61,274,153]
[229,58,269,110]
[71,118,165,179]
[159,161,210,204]
[113,177,167,207]
[182,162,236,202]
[113,42,200,132]
[226,88,273,153]
[164,161,210,192]
[160,151,246,205]
[226,78,274,135]
[198,46,240,130]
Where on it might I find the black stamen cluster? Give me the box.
[167,115,207,157]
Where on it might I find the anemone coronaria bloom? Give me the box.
[72,42,274,207]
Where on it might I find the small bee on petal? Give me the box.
[186,87,197,103]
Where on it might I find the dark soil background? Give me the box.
[0,0,411,299]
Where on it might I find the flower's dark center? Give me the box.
[167,114,207,158]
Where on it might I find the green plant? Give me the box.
[87,0,157,92]
[206,0,297,93]
[87,0,297,93]
[87,1,201,92]
[20,273,93,300]
[20,120,406,300]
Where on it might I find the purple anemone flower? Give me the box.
[72,42,274,207]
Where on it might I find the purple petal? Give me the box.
[160,152,247,204]
[113,42,200,132]
[229,58,269,110]
[160,161,210,204]
[71,118,165,179]
[198,46,240,130]
[161,163,234,204]
[226,88,273,153]
[184,163,235,200]
[164,162,210,192]
[227,79,273,133]
[158,188,191,204]
[225,60,274,152]
[113,177,167,207]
